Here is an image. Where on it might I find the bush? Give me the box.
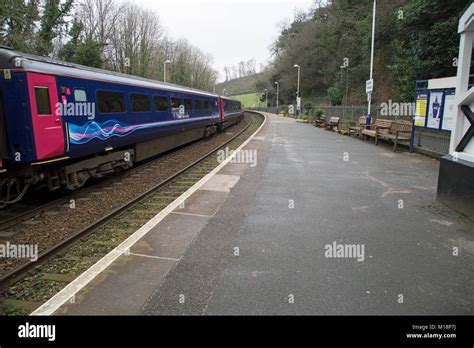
[299,113,308,120]
[327,85,344,106]
[304,102,313,115]
[314,108,324,117]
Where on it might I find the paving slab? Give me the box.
[57,254,176,315]
[173,189,228,217]
[131,213,208,259]
[200,174,240,192]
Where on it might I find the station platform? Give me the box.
[48,112,473,315]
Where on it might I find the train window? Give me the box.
[194,100,202,110]
[131,94,150,113]
[97,91,126,113]
[34,87,51,115]
[154,96,169,112]
[74,89,87,102]
[184,99,193,112]
[203,100,209,109]
[171,97,181,109]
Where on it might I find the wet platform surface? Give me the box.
[57,113,474,315]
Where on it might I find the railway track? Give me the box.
[0,111,264,315]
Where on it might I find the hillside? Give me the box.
[216,73,263,96]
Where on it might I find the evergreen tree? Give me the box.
[58,18,102,68]
[36,0,74,56]
[0,0,39,52]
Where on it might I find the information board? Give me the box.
[414,93,428,127]
[441,92,456,131]
[426,91,444,129]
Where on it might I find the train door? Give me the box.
[27,73,64,160]
[219,98,225,122]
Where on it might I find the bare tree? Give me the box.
[70,0,217,90]
[246,58,256,75]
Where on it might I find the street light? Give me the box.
[164,59,171,83]
[340,64,349,111]
[294,64,301,116]
[264,89,268,112]
[274,81,279,115]
[367,0,376,127]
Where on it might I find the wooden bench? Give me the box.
[325,117,340,131]
[380,120,413,152]
[313,115,326,128]
[361,119,393,145]
[349,116,367,138]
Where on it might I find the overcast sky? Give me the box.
[134,0,314,81]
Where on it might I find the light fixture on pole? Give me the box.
[164,59,171,83]
[274,81,279,115]
[294,64,301,116]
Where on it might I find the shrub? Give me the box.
[327,85,344,106]
[304,102,313,115]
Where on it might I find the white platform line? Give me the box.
[31,112,267,316]
[171,211,212,218]
[129,252,180,262]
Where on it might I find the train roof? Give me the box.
[0,46,221,98]
[220,95,240,102]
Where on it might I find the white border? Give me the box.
[31,112,267,316]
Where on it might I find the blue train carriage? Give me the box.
[0,46,221,204]
[219,95,243,130]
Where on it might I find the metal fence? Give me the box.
[413,127,451,155]
[246,105,450,156]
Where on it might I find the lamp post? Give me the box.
[164,59,171,83]
[274,81,279,115]
[264,89,268,112]
[340,65,349,117]
[366,0,376,126]
[294,64,301,116]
